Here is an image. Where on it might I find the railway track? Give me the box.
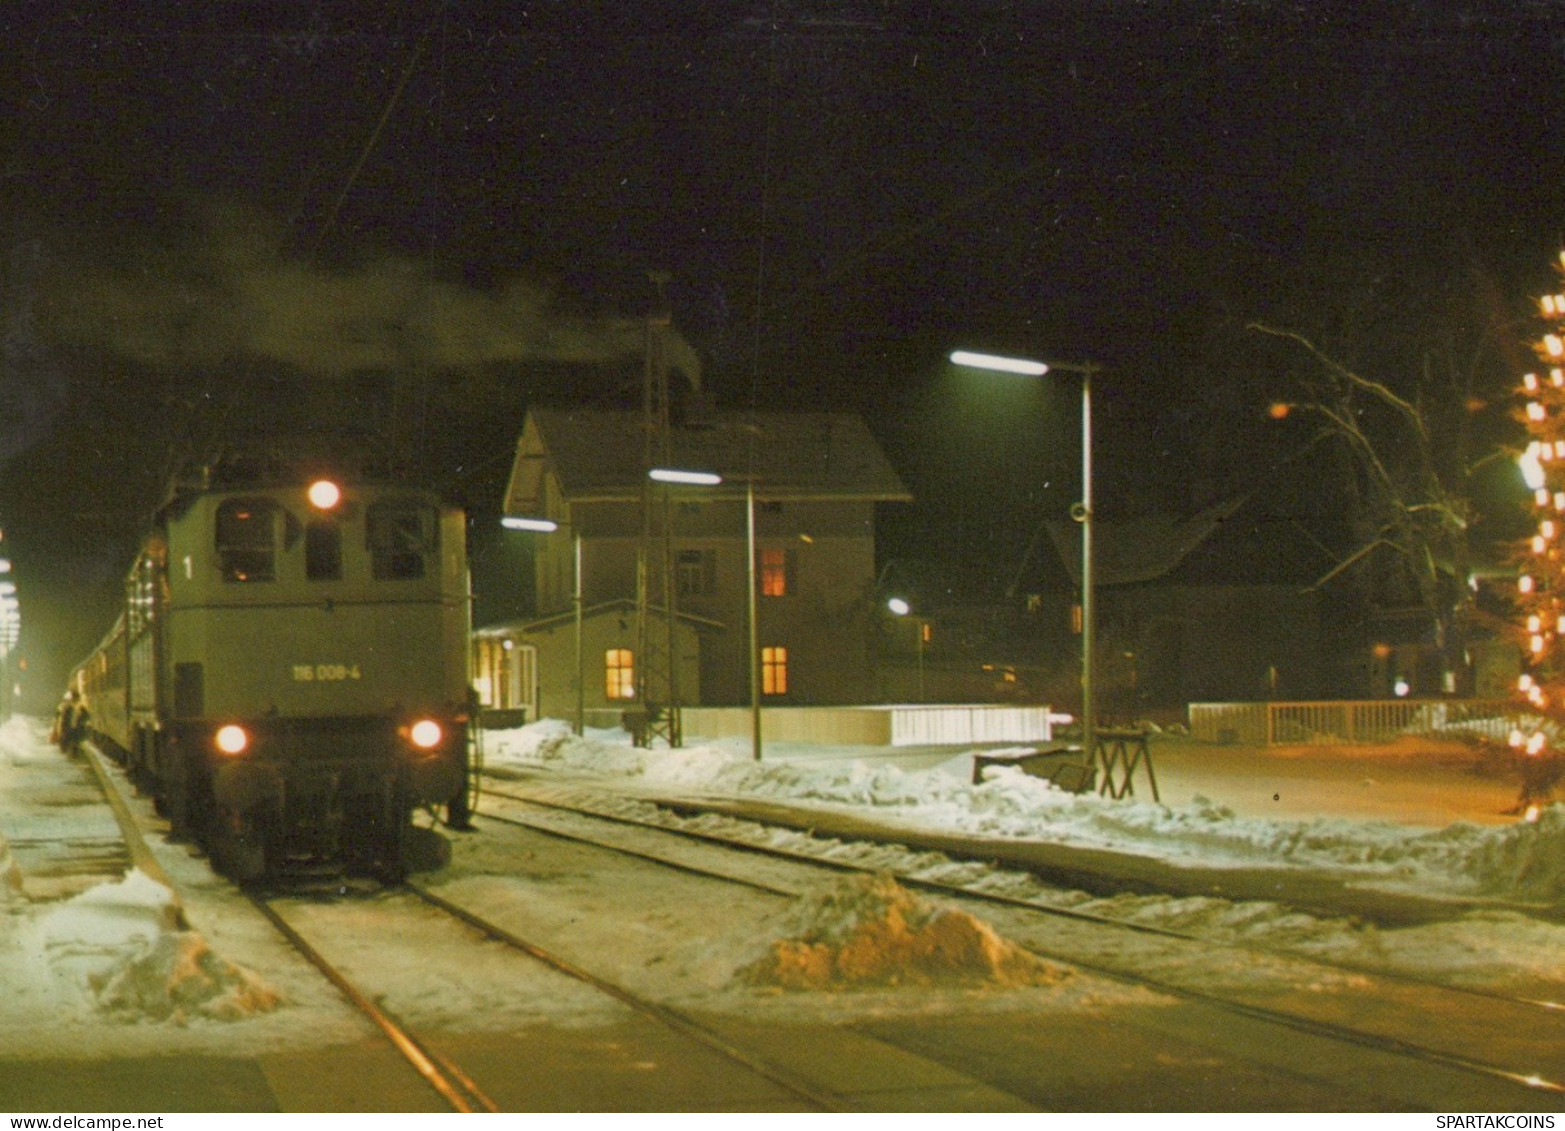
[475,777,1565,1107]
[74,737,1565,1109]
[245,882,852,1112]
[81,743,860,1110]
[478,777,1565,1007]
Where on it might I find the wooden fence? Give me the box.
[1188,698,1521,746]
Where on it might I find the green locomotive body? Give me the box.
[75,452,472,881]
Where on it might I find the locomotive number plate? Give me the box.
[292,664,363,682]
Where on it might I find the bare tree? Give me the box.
[1249,320,1495,693]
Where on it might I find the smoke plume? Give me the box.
[33,202,701,387]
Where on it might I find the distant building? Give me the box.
[1017,495,1336,715]
[486,407,910,724]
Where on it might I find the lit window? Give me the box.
[760,548,789,597]
[762,646,788,695]
[605,649,635,700]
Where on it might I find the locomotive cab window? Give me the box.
[368,501,435,580]
[305,520,343,581]
[216,498,279,582]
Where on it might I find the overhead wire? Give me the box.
[185,3,441,487]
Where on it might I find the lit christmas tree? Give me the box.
[1510,252,1565,816]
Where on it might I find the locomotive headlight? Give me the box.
[307,479,343,510]
[214,724,249,755]
[408,718,443,750]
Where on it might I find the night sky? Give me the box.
[3,0,1565,704]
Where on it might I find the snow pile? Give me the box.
[740,872,1069,990]
[0,834,22,901]
[34,870,281,1023]
[483,721,1565,904]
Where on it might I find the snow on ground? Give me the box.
[26,869,280,1024]
[5,709,1565,1065]
[0,715,1107,1062]
[0,716,363,1058]
[480,718,1565,999]
[738,871,1072,990]
[482,719,1565,905]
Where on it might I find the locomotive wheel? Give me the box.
[210,809,267,883]
[377,791,411,884]
[403,823,451,875]
[162,752,194,841]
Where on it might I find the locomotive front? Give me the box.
[146,467,471,880]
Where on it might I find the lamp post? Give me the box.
[950,349,1100,766]
[886,597,926,702]
[649,468,763,761]
[501,516,583,735]
[746,480,761,762]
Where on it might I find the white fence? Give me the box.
[1188,699,1521,746]
[682,704,1059,747]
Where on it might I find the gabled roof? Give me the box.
[1043,493,1256,587]
[505,407,911,513]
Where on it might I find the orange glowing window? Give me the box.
[761,646,788,695]
[605,649,635,700]
[760,548,789,597]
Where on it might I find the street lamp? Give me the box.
[886,597,927,702]
[649,468,764,762]
[501,515,584,735]
[950,349,1100,767]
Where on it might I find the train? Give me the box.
[70,445,473,882]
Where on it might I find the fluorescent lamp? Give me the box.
[949,350,1049,376]
[649,468,723,486]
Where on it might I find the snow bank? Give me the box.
[32,869,281,1023]
[740,873,1069,990]
[0,834,22,901]
[483,721,1565,904]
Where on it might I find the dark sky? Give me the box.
[3,0,1565,700]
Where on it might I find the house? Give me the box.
[472,600,712,730]
[1020,494,1336,715]
[489,406,911,724]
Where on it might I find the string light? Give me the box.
[1509,252,1565,812]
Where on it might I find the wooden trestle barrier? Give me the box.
[971,727,1158,803]
[1093,726,1159,802]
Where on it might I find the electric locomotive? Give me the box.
[72,447,472,881]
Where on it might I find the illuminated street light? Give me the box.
[646,468,767,762]
[950,348,1101,767]
[501,515,582,734]
[949,350,1048,376]
[649,467,722,486]
[501,515,559,533]
[886,596,927,701]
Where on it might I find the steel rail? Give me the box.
[245,892,499,1114]
[483,781,1565,1013]
[84,742,495,1110]
[478,782,1565,1100]
[402,881,847,1113]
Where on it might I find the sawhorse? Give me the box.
[1093,727,1159,802]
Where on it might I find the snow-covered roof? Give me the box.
[1043,493,1254,587]
[505,407,912,513]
